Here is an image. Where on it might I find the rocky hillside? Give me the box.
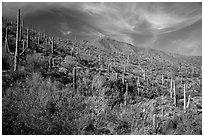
[2,17,202,135]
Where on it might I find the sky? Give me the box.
[2,2,202,56]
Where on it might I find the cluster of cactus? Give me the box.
[4,9,57,72]
[169,78,191,111]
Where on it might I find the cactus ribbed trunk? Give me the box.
[14,9,20,71]
[73,67,76,90]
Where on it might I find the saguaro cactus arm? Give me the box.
[186,94,191,109]
[19,27,29,56]
[5,27,15,55]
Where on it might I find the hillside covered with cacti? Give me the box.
[2,9,202,135]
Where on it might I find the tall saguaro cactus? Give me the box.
[48,36,55,73]
[14,9,21,71]
[5,9,28,71]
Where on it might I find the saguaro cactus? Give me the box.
[37,32,40,45]
[6,9,28,71]
[124,83,128,105]
[143,70,146,81]
[183,84,186,112]
[51,36,54,54]
[173,81,177,106]
[108,63,111,75]
[122,73,125,84]
[98,55,101,62]
[14,9,21,71]
[153,114,156,131]
[48,57,52,73]
[73,67,77,90]
[115,72,118,79]
[113,58,116,66]
[137,76,140,86]
[127,55,130,64]
[186,94,191,109]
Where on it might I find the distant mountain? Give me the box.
[90,37,201,68]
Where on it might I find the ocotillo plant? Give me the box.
[183,84,186,112]
[6,9,28,71]
[73,67,77,90]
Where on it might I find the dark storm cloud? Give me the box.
[2,2,202,56]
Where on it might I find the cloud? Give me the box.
[2,2,202,56]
